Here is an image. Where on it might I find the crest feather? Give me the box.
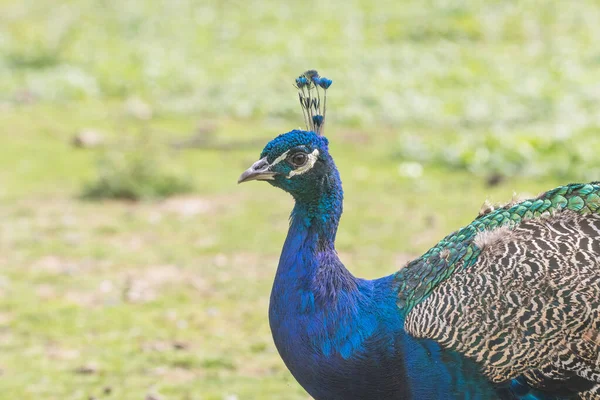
[294,70,333,136]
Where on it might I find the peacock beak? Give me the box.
[238,157,277,184]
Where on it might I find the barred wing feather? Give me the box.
[401,184,600,397]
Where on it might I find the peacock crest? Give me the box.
[294,70,333,135]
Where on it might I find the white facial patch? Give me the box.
[287,149,319,178]
[271,150,290,167]
[269,149,320,178]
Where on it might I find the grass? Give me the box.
[81,134,195,201]
[0,0,599,399]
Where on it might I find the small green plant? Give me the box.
[82,133,194,201]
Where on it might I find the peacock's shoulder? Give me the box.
[394,182,600,313]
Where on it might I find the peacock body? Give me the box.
[238,71,600,399]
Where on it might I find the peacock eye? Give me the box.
[290,152,308,167]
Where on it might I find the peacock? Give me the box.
[237,70,600,400]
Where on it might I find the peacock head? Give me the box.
[238,70,339,201]
[238,129,336,197]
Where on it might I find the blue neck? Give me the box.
[289,166,344,251]
[275,167,357,303]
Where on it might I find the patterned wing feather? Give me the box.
[396,183,600,396]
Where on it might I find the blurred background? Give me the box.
[1,0,600,399]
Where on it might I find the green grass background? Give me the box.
[1,0,599,399]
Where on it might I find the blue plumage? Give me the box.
[238,71,600,399]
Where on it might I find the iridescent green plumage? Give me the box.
[395,182,600,313]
